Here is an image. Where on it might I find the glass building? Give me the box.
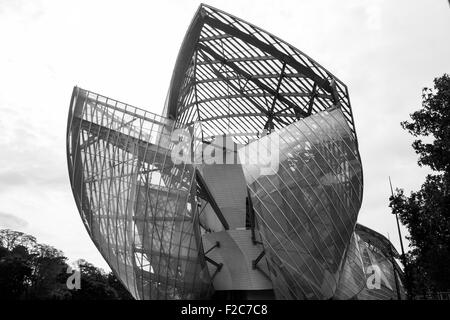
[66,4,405,299]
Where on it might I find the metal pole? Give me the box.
[389,176,412,299]
[389,177,406,258]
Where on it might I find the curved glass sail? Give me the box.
[165,5,357,145]
[353,224,406,300]
[66,87,212,299]
[333,224,406,300]
[239,108,363,299]
[66,4,406,300]
[333,232,366,299]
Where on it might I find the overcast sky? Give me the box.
[0,0,449,270]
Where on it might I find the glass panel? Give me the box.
[67,88,212,299]
[239,108,363,299]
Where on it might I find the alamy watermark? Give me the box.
[170,124,280,175]
[66,265,81,290]
[366,264,393,290]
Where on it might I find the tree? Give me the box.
[401,74,450,173]
[0,244,33,299]
[70,260,117,300]
[390,74,450,297]
[0,229,134,300]
[27,244,69,299]
[0,229,37,251]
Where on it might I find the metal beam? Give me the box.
[197,50,290,126]
[195,169,229,230]
[195,72,307,84]
[266,62,287,131]
[197,55,276,65]
[183,112,299,126]
[198,43,309,119]
[307,83,317,114]
[180,92,312,110]
[203,15,332,93]
[74,117,173,168]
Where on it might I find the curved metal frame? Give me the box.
[66,4,404,300]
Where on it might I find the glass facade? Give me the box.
[333,224,406,300]
[67,88,212,299]
[66,4,405,299]
[351,224,406,300]
[240,108,363,299]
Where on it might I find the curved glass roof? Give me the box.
[165,4,357,145]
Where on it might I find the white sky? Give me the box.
[0,0,449,270]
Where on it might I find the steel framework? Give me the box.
[66,4,404,300]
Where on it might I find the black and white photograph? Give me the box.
[0,0,449,313]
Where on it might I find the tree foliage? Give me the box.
[401,74,450,172]
[0,229,133,300]
[390,74,450,296]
